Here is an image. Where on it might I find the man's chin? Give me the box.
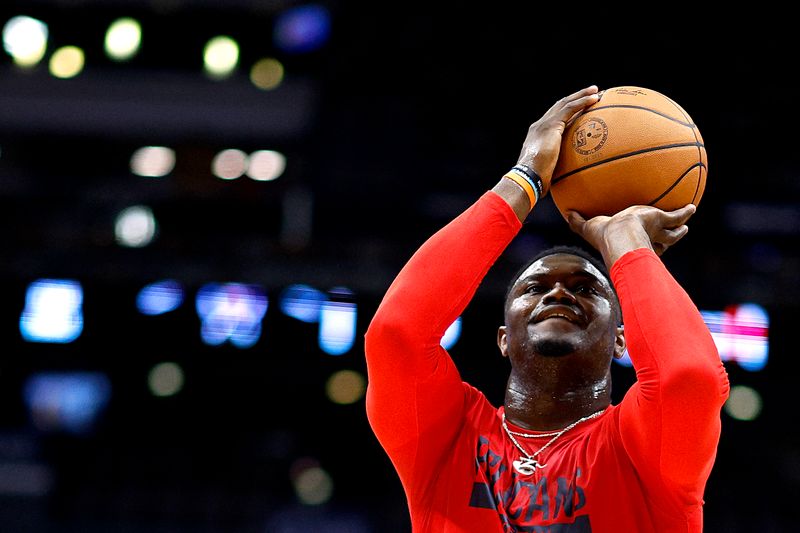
[532,337,577,357]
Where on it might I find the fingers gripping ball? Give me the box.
[551,86,707,219]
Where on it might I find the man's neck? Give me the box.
[503,371,612,431]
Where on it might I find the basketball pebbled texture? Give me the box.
[551,86,707,219]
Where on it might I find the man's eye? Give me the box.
[525,284,545,294]
[575,285,597,294]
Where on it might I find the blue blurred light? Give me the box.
[441,317,462,350]
[273,4,331,53]
[137,280,184,315]
[318,287,356,355]
[615,351,633,367]
[280,284,327,322]
[23,372,111,434]
[196,283,268,348]
[20,279,83,343]
[615,303,769,370]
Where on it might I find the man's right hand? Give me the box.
[494,86,600,223]
[516,85,599,196]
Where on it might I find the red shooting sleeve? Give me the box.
[365,191,520,493]
[612,249,730,510]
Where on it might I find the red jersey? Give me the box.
[365,191,729,532]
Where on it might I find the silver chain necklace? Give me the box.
[501,410,605,476]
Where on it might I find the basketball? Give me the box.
[551,86,707,219]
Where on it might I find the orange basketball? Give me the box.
[551,86,707,219]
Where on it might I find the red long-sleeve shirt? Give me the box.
[365,191,729,532]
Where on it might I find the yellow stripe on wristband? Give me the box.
[503,171,537,208]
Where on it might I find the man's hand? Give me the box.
[517,85,599,196]
[567,204,696,268]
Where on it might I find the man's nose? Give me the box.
[542,283,577,305]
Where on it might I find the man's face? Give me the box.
[499,253,622,366]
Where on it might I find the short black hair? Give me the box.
[504,245,621,323]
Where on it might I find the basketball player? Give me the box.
[364,85,729,532]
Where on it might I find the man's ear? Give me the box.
[497,326,509,358]
[613,325,626,359]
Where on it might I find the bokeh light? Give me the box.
[196,283,268,348]
[49,46,84,79]
[724,385,763,421]
[246,150,286,181]
[115,205,157,247]
[250,57,284,90]
[203,35,239,78]
[273,4,331,54]
[318,288,357,356]
[212,148,247,180]
[290,458,333,505]
[20,279,84,343]
[703,303,770,371]
[325,370,366,405]
[441,317,462,350]
[148,362,185,397]
[23,372,111,434]
[104,17,142,61]
[280,284,326,323]
[137,280,184,315]
[2,15,48,67]
[130,146,176,177]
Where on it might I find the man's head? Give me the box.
[497,246,625,369]
[504,246,621,322]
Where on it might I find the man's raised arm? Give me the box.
[365,86,601,489]
[570,205,730,513]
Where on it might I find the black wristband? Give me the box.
[511,164,543,202]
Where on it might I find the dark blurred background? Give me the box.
[0,2,797,532]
